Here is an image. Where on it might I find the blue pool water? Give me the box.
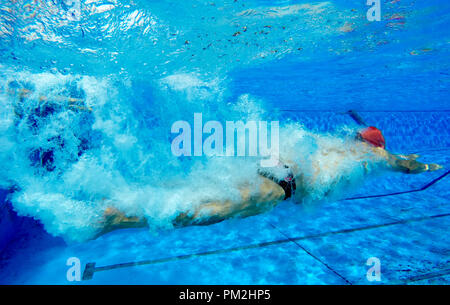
[0,0,449,284]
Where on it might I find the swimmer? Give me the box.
[96,126,443,238]
[6,82,92,114]
[5,88,443,237]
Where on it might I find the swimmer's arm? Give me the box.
[375,148,443,174]
[390,158,442,174]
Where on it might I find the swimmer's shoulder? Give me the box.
[370,145,390,160]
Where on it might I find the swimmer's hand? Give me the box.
[394,159,443,174]
[397,154,443,171]
[428,163,443,171]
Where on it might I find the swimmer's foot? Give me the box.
[103,207,125,226]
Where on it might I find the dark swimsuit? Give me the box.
[257,164,296,200]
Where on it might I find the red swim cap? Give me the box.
[358,126,385,148]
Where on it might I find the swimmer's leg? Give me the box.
[94,207,148,239]
[173,176,285,227]
[94,176,285,238]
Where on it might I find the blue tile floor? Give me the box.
[1,168,448,284]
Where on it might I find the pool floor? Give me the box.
[1,162,448,284]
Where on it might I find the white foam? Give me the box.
[0,0,381,242]
[0,68,393,242]
[0,69,266,242]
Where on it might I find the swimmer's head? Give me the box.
[356,126,385,149]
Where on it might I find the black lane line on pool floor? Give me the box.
[82,167,449,281]
[344,170,450,201]
[266,222,353,285]
[400,268,450,284]
[82,212,450,280]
